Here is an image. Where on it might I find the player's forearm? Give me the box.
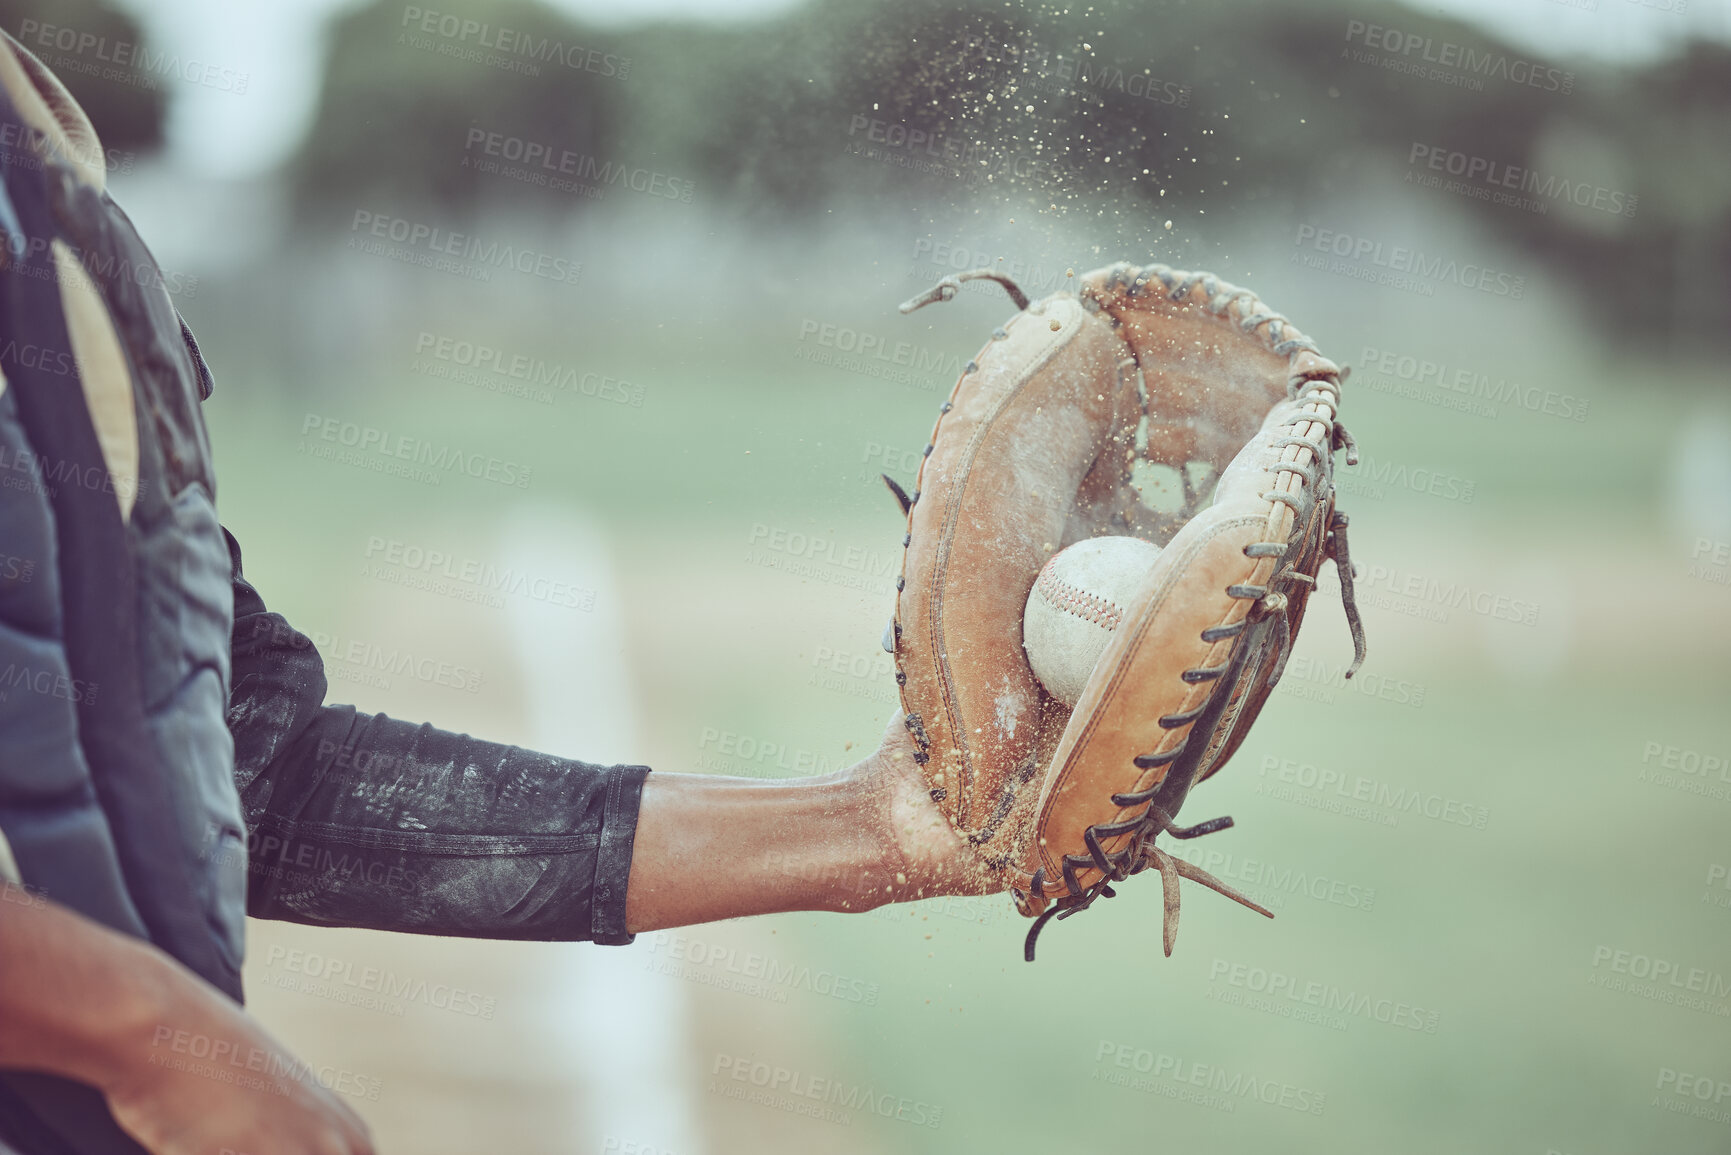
[624,721,1000,934]
[0,889,179,1093]
[624,768,896,932]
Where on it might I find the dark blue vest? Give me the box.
[0,94,246,1154]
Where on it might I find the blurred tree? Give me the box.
[287,0,1731,344]
[291,0,624,225]
[1266,8,1731,346]
[0,0,167,154]
[1533,41,1731,343]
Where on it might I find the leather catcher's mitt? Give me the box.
[882,262,1367,961]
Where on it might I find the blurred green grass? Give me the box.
[758,668,1731,1155]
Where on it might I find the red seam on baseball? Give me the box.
[1036,565,1124,630]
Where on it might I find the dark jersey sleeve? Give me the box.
[223,528,647,945]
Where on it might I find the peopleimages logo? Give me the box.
[1,879,47,911]
[0,119,135,176]
[1408,143,1637,218]
[1317,561,1542,627]
[643,931,881,1006]
[1336,452,1475,504]
[1653,1067,1731,1123]
[743,523,900,595]
[1208,959,1442,1034]
[1705,863,1731,909]
[0,552,33,584]
[909,237,1077,299]
[1292,224,1526,298]
[0,437,144,507]
[1033,49,1191,107]
[304,628,483,694]
[1091,1041,1326,1116]
[0,661,98,706]
[844,114,984,167]
[1255,755,1489,830]
[1638,738,1731,804]
[1165,844,1377,913]
[1342,19,1574,94]
[147,1027,382,1103]
[398,6,629,79]
[1689,538,1730,589]
[708,1054,942,1129]
[347,210,581,286]
[1355,344,1591,423]
[1,231,198,301]
[842,113,1058,188]
[14,18,250,93]
[260,945,497,1020]
[1276,654,1427,711]
[362,535,596,611]
[413,331,645,407]
[807,642,897,707]
[462,127,693,203]
[795,318,965,386]
[300,413,534,489]
[696,726,848,777]
[233,815,430,900]
[1589,945,1731,1016]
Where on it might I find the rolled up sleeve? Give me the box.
[224,528,648,944]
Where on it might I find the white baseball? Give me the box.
[1023,536,1165,708]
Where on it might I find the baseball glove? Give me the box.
[880,261,1366,961]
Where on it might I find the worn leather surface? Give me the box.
[1081,262,1292,475]
[890,295,1138,874]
